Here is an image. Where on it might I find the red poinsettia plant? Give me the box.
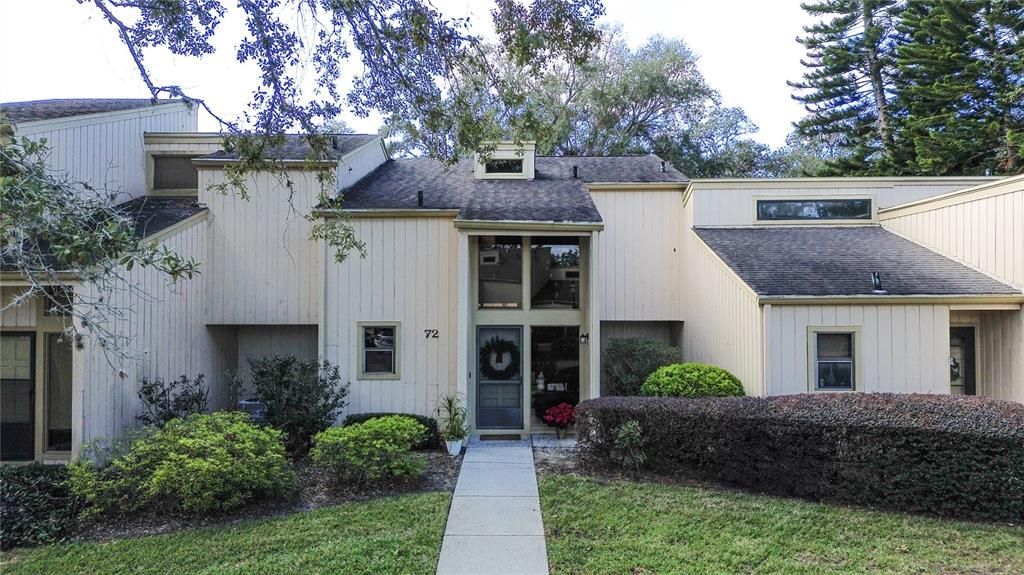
[543,402,576,429]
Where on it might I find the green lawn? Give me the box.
[2,491,451,575]
[540,474,1024,575]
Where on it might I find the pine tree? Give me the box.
[896,0,1024,175]
[790,0,905,175]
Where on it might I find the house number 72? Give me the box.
[424,329,440,339]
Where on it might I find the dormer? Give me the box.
[474,142,536,180]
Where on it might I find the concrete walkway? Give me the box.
[436,439,548,575]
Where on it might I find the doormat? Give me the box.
[479,434,522,441]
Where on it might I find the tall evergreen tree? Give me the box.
[790,0,905,175]
[896,0,1024,175]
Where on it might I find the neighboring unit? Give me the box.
[1,99,1021,462]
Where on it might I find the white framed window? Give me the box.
[358,322,400,379]
[809,328,859,391]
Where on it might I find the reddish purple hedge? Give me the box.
[576,393,1024,521]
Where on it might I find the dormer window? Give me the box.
[474,142,535,180]
[484,159,524,174]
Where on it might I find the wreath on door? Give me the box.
[480,335,520,380]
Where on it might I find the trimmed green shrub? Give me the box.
[343,412,440,450]
[248,356,349,455]
[137,374,209,426]
[312,416,427,484]
[1,464,81,550]
[576,394,1024,521]
[641,362,744,397]
[68,412,295,516]
[602,337,682,396]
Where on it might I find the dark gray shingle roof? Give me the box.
[116,196,207,238]
[1,99,183,123]
[340,155,685,222]
[198,134,379,162]
[695,226,1020,297]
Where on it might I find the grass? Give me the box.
[540,474,1024,575]
[1,491,451,575]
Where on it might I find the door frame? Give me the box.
[949,324,979,396]
[466,232,595,435]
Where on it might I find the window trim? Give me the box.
[753,195,876,225]
[357,321,401,380]
[807,326,861,392]
[147,152,201,195]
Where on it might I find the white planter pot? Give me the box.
[446,439,464,456]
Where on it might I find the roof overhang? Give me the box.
[453,219,604,232]
[316,208,460,219]
[758,294,1024,306]
[192,157,339,168]
[587,182,687,192]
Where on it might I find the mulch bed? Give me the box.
[73,450,462,543]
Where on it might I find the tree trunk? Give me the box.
[863,0,895,163]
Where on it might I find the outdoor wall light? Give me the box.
[579,333,589,345]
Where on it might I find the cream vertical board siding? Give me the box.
[199,169,323,325]
[335,138,387,190]
[1,287,37,327]
[12,103,197,202]
[684,235,764,396]
[763,304,951,396]
[322,216,458,418]
[689,178,997,227]
[880,176,1024,289]
[76,216,233,448]
[950,310,1024,402]
[589,190,685,321]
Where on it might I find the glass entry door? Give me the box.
[477,326,523,429]
[950,327,976,395]
[1,333,35,461]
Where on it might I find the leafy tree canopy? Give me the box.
[792,0,1023,176]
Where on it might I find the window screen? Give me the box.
[153,155,199,190]
[757,199,871,221]
[815,332,855,390]
[484,159,524,174]
[362,325,397,376]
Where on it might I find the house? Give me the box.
[1,98,1021,462]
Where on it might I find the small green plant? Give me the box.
[343,413,440,450]
[68,412,295,516]
[1,464,82,550]
[436,393,468,441]
[602,338,683,396]
[248,356,350,455]
[137,374,209,426]
[641,362,745,397]
[611,420,646,473]
[311,416,427,484]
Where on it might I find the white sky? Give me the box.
[0,0,812,148]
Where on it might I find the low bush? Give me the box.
[137,374,209,426]
[640,363,744,397]
[69,412,294,516]
[344,412,440,450]
[1,464,81,550]
[602,338,682,396]
[312,416,427,484]
[249,356,349,455]
[577,394,1024,521]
